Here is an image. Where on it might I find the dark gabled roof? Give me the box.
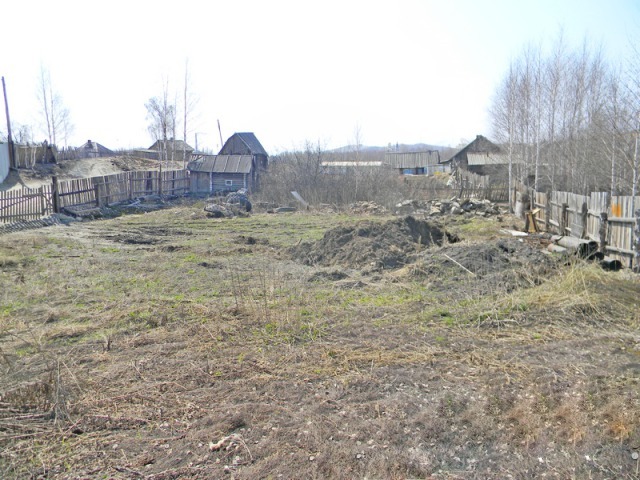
[188,154,253,174]
[79,140,114,155]
[219,132,268,156]
[443,135,501,164]
[149,139,194,152]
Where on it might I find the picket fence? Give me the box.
[0,170,189,224]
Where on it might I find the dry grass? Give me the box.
[0,202,639,479]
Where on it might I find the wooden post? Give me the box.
[545,190,551,232]
[2,77,15,169]
[95,182,102,207]
[634,209,640,273]
[580,202,588,239]
[39,186,46,217]
[51,175,60,213]
[560,203,569,235]
[599,212,608,255]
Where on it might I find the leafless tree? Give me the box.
[182,59,200,166]
[489,32,640,195]
[145,78,176,165]
[490,60,520,209]
[37,65,71,147]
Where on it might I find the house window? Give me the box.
[225,180,233,186]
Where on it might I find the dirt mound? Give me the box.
[410,238,559,295]
[291,216,458,270]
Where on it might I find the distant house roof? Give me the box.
[321,161,384,167]
[219,132,268,157]
[442,135,502,165]
[384,151,440,169]
[79,139,114,155]
[149,139,194,152]
[188,154,253,174]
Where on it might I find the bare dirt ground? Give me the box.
[0,205,638,479]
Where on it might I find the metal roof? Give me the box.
[188,155,253,173]
[384,151,440,169]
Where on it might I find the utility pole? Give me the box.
[217,119,224,151]
[2,76,15,168]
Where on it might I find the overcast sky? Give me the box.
[1,0,639,153]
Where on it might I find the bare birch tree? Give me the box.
[145,79,176,166]
[182,59,199,166]
[37,65,71,146]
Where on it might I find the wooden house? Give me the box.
[442,135,506,176]
[147,139,194,162]
[188,132,268,194]
[78,140,114,158]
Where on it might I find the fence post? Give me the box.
[580,202,588,239]
[51,175,60,214]
[39,186,46,217]
[545,190,551,232]
[599,212,608,255]
[560,203,568,235]
[95,182,102,207]
[634,209,640,273]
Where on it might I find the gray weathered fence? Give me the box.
[531,189,640,268]
[0,170,189,224]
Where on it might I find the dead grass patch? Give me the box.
[0,209,639,479]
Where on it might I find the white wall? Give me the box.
[0,143,10,183]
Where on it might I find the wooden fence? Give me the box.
[456,169,509,202]
[0,170,189,224]
[0,186,53,223]
[530,189,640,268]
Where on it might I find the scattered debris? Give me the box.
[500,229,529,237]
[556,236,600,259]
[394,197,503,218]
[204,189,252,218]
[225,189,252,212]
[274,206,297,213]
[348,201,388,215]
[291,191,309,208]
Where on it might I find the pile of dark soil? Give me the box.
[291,216,458,270]
[414,238,559,294]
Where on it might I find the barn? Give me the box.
[383,151,446,175]
[442,135,504,176]
[188,132,268,195]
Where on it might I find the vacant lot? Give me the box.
[0,200,638,479]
